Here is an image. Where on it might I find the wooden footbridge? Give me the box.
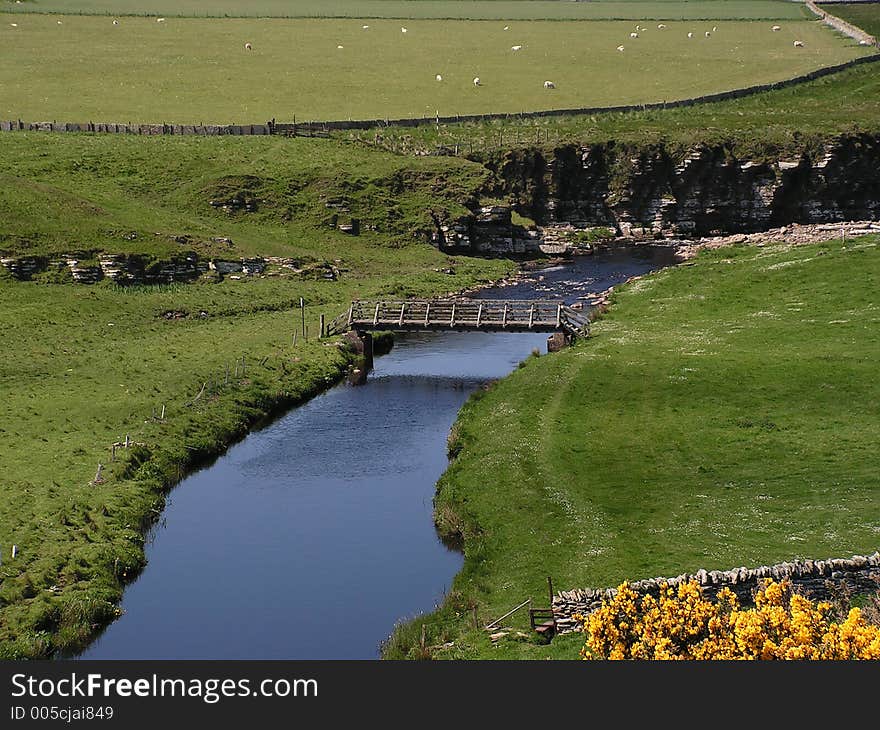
[327,298,590,338]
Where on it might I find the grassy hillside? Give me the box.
[2,0,811,21]
[0,133,487,259]
[0,15,866,122]
[0,132,512,658]
[384,236,880,659]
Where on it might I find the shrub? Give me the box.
[578,579,880,660]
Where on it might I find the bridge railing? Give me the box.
[349,299,566,329]
[327,298,590,336]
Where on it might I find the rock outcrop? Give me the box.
[456,134,880,250]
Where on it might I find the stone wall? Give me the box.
[806,1,878,48]
[0,121,273,136]
[552,552,880,633]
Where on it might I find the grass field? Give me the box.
[3,0,812,21]
[0,132,512,658]
[382,236,880,659]
[366,59,880,154]
[0,15,868,123]
[821,2,880,37]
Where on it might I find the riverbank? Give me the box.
[0,257,514,659]
[383,231,880,660]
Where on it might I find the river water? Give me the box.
[78,245,675,659]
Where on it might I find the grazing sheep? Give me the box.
[705,31,711,38]
[543,80,555,89]
[401,27,407,33]
[436,74,442,81]
[617,45,625,52]
[687,32,694,38]
[511,45,522,51]
[793,40,804,47]
[473,77,481,86]
[112,19,119,25]
[713,26,718,32]
[57,20,62,24]
[658,24,667,30]
[362,25,369,30]
[157,17,165,23]
[503,25,509,31]
[10,23,17,27]
[630,32,639,39]
[245,42,252,50]
[772,25,781,32]
[337,45,344,49]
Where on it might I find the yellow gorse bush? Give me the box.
[578,578,880,660]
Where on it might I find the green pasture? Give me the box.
[0,15,866,123]
[0,131,512,657]
[2,0,811,21]
[384,237,880,659]
[365,58,880,155]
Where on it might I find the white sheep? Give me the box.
[157,17,165,23]
[401,27,407,33]
[245,42,252,50]
[112,19,119,25]
[57,20,63,24]
[617,45,625,52]
[658,24,667,30]
[772,25,781,32]
[793,40,804,47]
[435,74,442,81]
[10,22,17,27]
[705,31,711,38]
[543,80,555,89]
[503,25,509,31]
[337,45,344,49]
[511,45,522,51]
[630,32,639,39]
[687,32,694,38]
[713,26,718,32]
[362,25,369,30]
[473,77,481,86]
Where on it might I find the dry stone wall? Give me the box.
[806,1,879,47]
[552,552,880,633]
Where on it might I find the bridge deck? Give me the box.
[330,299,590,337]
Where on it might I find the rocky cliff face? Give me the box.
[439,134,880,253]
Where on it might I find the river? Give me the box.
[78,244,675,659]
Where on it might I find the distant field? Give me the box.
[0,16,867,123]
[821,2,880,37]
[2,0,811,21]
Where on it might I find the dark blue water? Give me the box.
[78,244,674,659]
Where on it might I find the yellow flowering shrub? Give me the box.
[578,579,880,660]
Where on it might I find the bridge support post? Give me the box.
[547,332,571,353]
[344,329,374,382]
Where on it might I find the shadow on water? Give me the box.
[76,245,675,660]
